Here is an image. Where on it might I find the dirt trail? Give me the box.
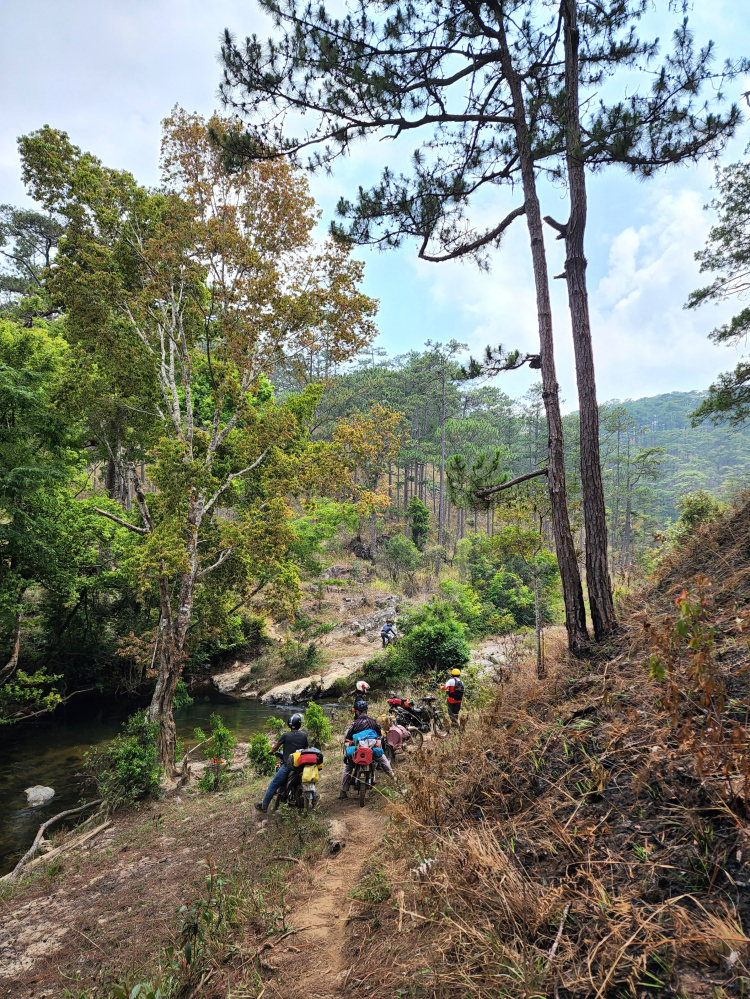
[260,784,386,997]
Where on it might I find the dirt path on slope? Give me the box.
[258,783,387,998]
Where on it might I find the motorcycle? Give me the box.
[351,747,376,807]
[271,747,324,812]
[390,695,447,740]
[346,729,382,807]
[383,721,413,764]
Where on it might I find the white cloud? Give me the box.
[589,185,745,402]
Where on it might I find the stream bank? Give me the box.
[0,688,336,877]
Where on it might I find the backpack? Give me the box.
[450,679,465,701]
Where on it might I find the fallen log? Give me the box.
[1,809,109,883]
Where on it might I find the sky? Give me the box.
[2,0,749,411]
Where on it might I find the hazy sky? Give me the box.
[2,0,749,409]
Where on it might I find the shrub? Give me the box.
[86,713,161,808]
[486,569,536,627]
[264,716,287,738]
[398,601,471,678]
[280,640,321,678]
[303,701,332,747]
[194,712,236,761]
[174,678,194,709]
[248,732,276,776]
[378,533,422,582]
[363,649,418,687]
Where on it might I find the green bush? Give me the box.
[303,701,332,748]
[379,534,422,581]
[486,569,535,626]
[174,678,194,709]
[86,713,161,808]
[280,640,321,678]
[362,649,417,687]
[397,601,471,678]
[265,716,287,738]
[194,712,236,761]
[248,732,276,776]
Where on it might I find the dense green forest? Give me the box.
[2,112,749,767]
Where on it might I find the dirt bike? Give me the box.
[381,631,400,648]
[271,749,323,812]
[350,743,376,807]
[392,696,447,740]
[383,721,414,764]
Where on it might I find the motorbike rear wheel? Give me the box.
[359,777,366,807]
[408,727,424,750]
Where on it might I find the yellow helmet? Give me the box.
[451,669,461,676]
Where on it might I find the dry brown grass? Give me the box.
[342,509,750,999]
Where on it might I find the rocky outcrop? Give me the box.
[25,786,55,807]
[260,652,371,706]
[211,662,257,697]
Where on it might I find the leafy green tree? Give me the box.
[688,160,750,428]
[0,204,63,324]
[406,495,430,550]
[0,317,119,716]
[18,111,376,771]
[397,601,470,678]
[303,701,332,748]
[379,534,422,583]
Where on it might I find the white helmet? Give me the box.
[356,680,371,694]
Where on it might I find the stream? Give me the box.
[0,689,337,876]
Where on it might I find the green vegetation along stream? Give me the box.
[0,692,319,876]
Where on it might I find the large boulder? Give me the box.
[261,652,371,705]
[25,786,55,807]
[211,662,254,696]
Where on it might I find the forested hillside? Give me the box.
[615,390,750,522]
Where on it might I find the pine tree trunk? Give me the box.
[499,21,589,654]
[562,0,617,642]
[438,373,447,544]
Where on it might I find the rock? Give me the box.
[211,661,253,695]
[24,786,55,807]
[325,818,348,855]
[321,564,353,579]
[260,652,371,705]
[242,689,259,699]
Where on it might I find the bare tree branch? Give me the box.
[94,507,150,535]
[475,466,548,498]
[419,204,526,262]
[197,547,234,578]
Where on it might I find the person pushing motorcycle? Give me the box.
[380,619,399,648]
[254,713,308,812]
[339,698,394,798]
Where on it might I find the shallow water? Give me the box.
[0,690,336,875]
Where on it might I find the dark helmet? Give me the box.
[289,713,303,729]
[353,699,368,715]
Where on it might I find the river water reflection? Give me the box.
[0,690,339,875]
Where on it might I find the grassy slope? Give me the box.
[346,504,750,999]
